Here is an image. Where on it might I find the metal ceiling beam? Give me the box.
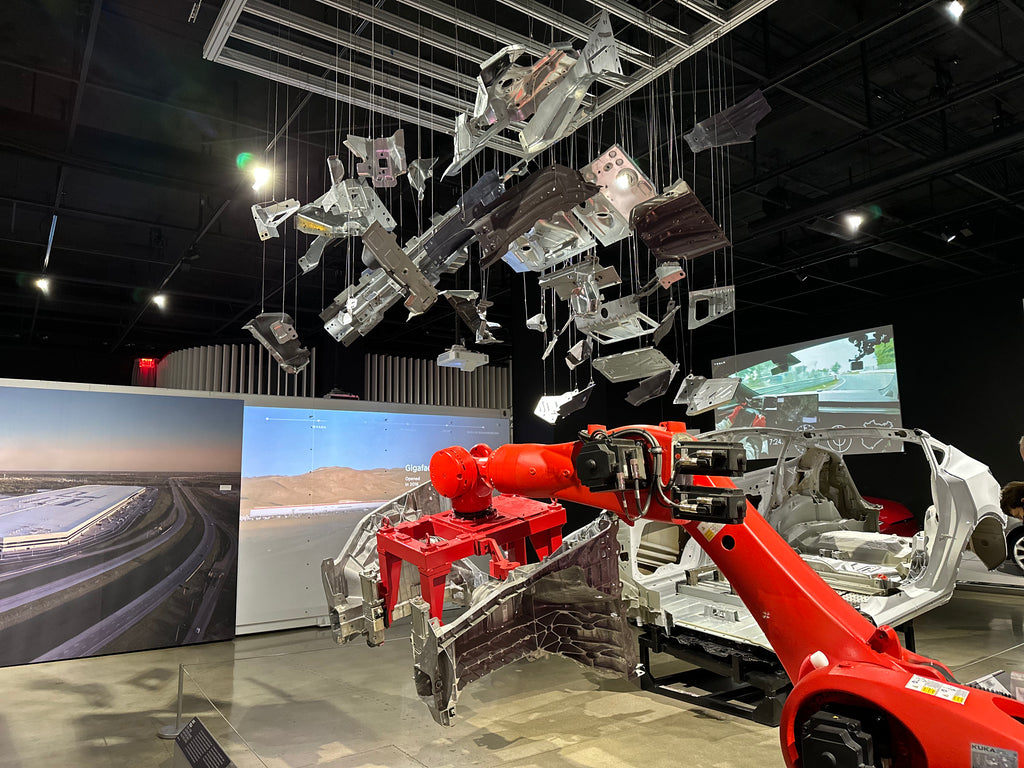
[570,0,779,131]
[215,48,525,155]
[677,0,727,25]
[491,0,654,68]
[748,125,1024,238]
[586,0,691,48]
[314,0,490,64]
[243,0,476,92]
[203,0,249,60]
[232,24,469,114]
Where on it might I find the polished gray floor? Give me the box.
[0,588,1021,768]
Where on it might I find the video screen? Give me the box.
[0,385,242,667]
[237,405,510,630]
[711,324,901,458]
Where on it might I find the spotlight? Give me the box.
[251,166,271,192]
[943,231,957,242]
[946,1,964,20]
[843,213,864,232]
[152,294,167,309]
[35,277,50,294]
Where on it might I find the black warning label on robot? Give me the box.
[971,742,1018,768]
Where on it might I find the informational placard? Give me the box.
[174,717,232,768]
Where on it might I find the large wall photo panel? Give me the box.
[0,382,242,666]
[237,401,510,633]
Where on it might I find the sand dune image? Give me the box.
[241,466,425,516]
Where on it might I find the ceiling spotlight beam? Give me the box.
[491,0,654,68]
[232,24,469,114]
[243,0,476,92]
[314,0,490,64]
[215,48,524,155]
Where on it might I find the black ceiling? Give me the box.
[2,0,1023,383]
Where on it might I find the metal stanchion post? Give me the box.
[157,663,186,739]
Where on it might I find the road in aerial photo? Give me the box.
[0,386,243,666]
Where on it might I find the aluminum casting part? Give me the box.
[472,164,601,267]
[437,344,489,372]
[319,173,503,346]
[565,338,592,370]
[242,312,310,374]
[361,221,437,316]
[505,209,597,272]
[525,312,548,333]
[579,144,655,222]
[534,382,596,424]
[538,256,620,300]
[442,290,501,345]
[517,12,627,153]
[408,157,437,201]
[296,176,396,238]
[631,179,730,261]
[251,198,300,240]
[574,191,631,247]
[297,234,332,274]
[625,364,679,406]
[652,300,679,345]
[574,294,659,343]
[410,514,635,725]
[345,128,408,188]
[684,89,771,153]
[593,347,674,383]
[672,374,741,414]
[688,285,736,329]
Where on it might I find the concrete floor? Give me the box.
[0,588,1021,768]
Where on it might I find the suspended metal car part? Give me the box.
[525,312,548,333]
[362,221,437,316]
[437,344,489,372]
[579,144,656,222]
[574,191,631,247]
[409,514,632,726]
[503,209,596,272]
[652,300,679,345]
[242,312,310,374]
[320,173,502,345]
[345,128,408,188]
[541,318,571,360]
[472,164,601,267]
[657,263,687,288]
[295,155,396,242]
[538,256,620,300]
[446,45,575,177]
[441,290,501,345]
[625,363,679,406]
[688,285,736,329]
[444,13,625,177]
[251,198,300,241]
[517,12,627,153]
[593,347,675,383]
[408,157,437,201]
[297,234,332,274]
[631,179,729,261]
[684,89,771,153]
[533,382,596,424]
[672,373,741,415]
[565,338,593,370]
[574,294,659,343]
